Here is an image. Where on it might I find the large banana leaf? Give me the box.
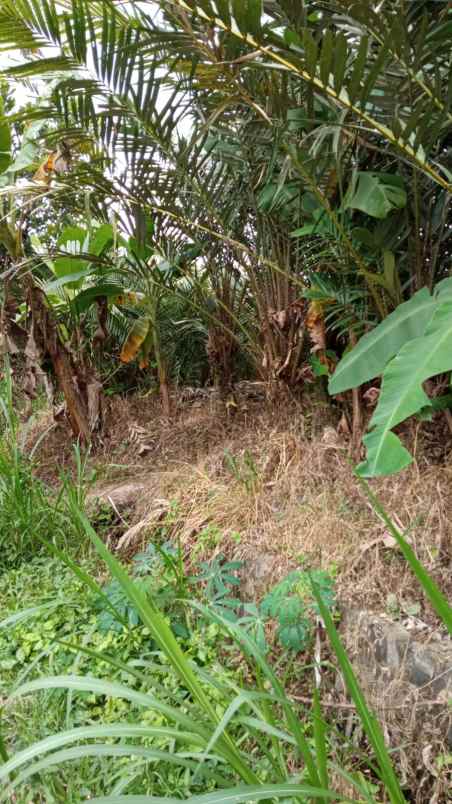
[328,288,437,395]
[357,298,452,476]
[0,120,45,181]
[54,225,90,287]
[52,224,115,289]
[73,282,124,314]
[88,223,115,256]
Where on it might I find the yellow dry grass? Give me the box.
[25,390,452,621]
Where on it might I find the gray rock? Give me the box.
[240,553,276,600]
[88,482,148,513]
[341,608,452,747]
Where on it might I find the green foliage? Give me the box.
[261,569,335,652]
[0,509,341,800]
[3,498,414,802]
[2,0,452,413]
[0,556,228,800]
[328,286,438,395]
[3,482,452,801]
[195,555,243,608]
[0,367,87,572]
[223,449,260,493]
[96,541,190,637]
[343,173,407,220]
[0,98,11,173]
[194,561,335,655]
[330,281,452,476]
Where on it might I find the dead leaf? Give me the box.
[363,386,380,406]
[120,318,150,363]
[306,300,326,352]
[33,146,70,184]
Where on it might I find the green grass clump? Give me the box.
[0,367,89,573]
[0,555,231,801]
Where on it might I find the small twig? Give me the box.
[107,495,129,528]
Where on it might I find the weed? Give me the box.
[230,530,242,545]
[0,366,93,572]
[193,522,224,555]
[261,568,335,651]
[194,554,243,607]
[224,448,260,493]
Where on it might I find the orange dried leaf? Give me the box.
[33,153,55,184]
[306,300,326,353]
[33,150,69,184]
[120,318,150,363]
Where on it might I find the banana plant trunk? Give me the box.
[27,283,100,443]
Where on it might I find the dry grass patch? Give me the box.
[22,390,452,623]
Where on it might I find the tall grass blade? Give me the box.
[312,689,328,790]
[0,727,8,764]
[88,782,349,804]
[357,477,452,634]
[310,579,406,804]
[192,602,321,787]
[69,507,259,785]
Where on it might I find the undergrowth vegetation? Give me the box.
[0,369,88,570]
[0,1,452,801]
[1,368,451,802]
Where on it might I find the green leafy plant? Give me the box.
[194,555,243,609]
[329,279,452,476]
[193,523,224,556]
[343,172,407,220]
[223,449,260,493]
[96,540,190,637]
[0,365,87,571]
[261,569,335,652]
[201,563,336,655]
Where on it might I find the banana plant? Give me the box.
[117,233,194,417]
[329,278,452,476]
